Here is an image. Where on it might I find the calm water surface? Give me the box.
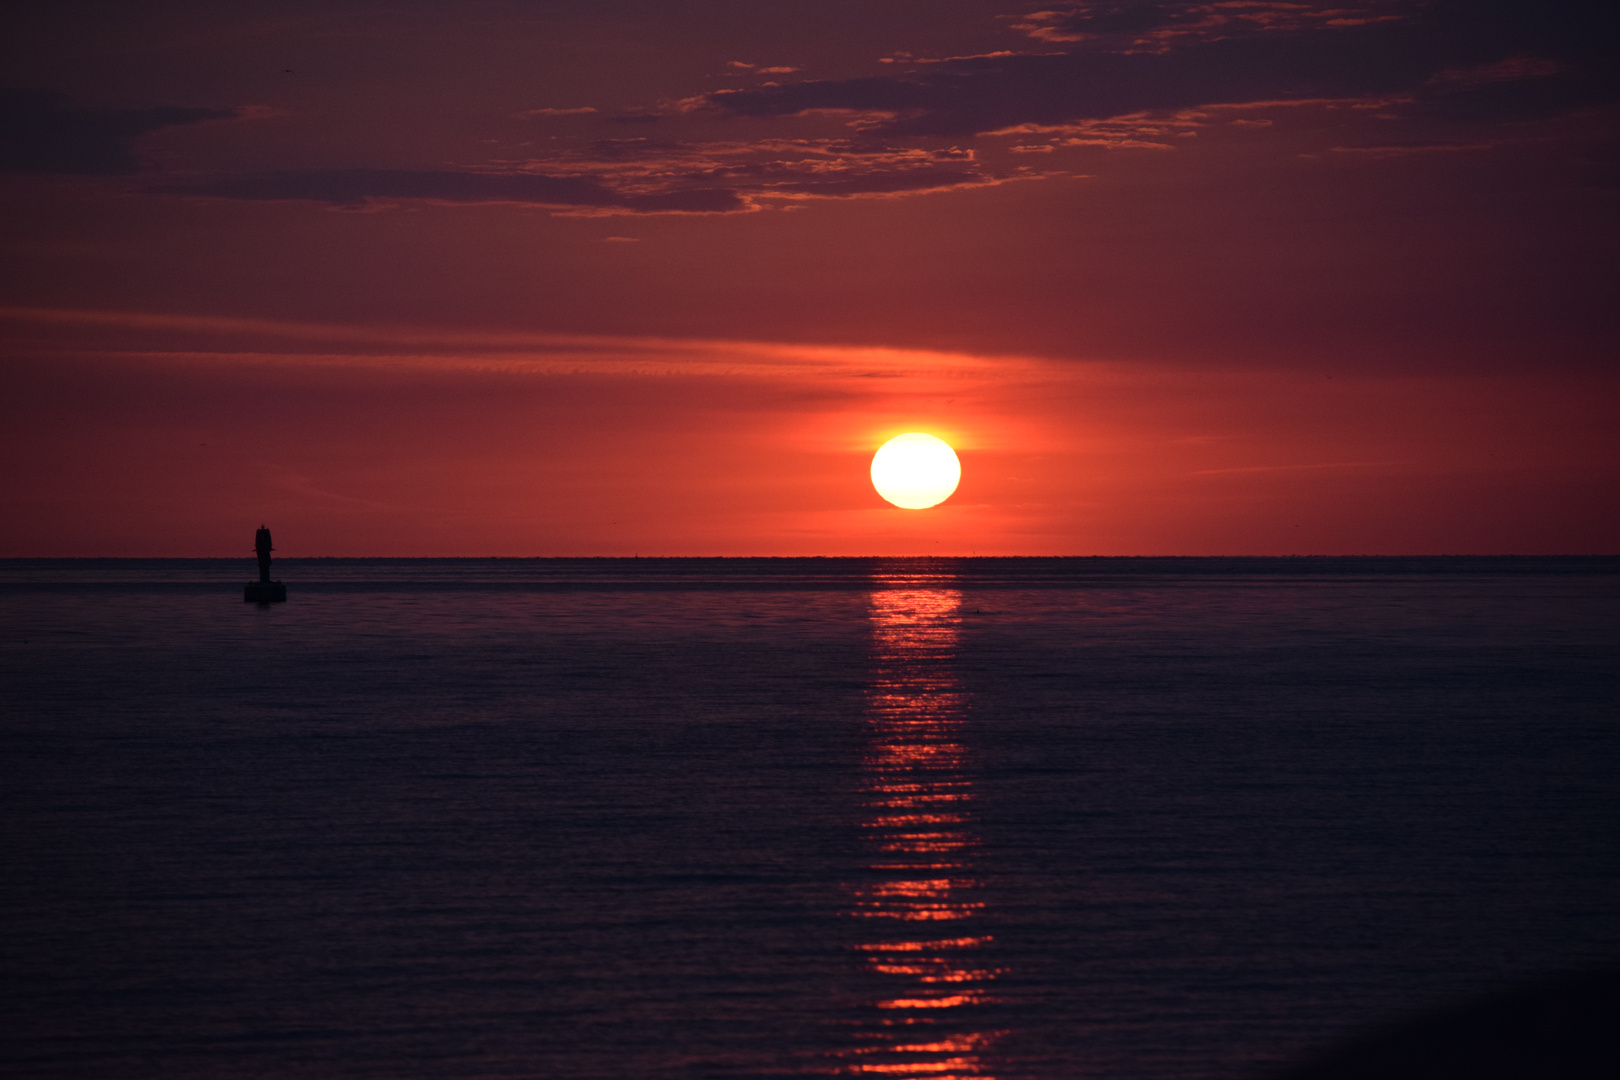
[3,557,1618,1078]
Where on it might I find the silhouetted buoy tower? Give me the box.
[244,524,287,602]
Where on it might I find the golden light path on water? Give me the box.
[829,576,1004,1079]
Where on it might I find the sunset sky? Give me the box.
[2,0,1615,555]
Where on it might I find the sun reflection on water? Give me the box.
[828,574,1004,1079]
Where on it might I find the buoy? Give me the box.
[244,523,288,602]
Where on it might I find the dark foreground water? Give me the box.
[2,557,1617,1079]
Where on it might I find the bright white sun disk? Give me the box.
[871,433,961,509]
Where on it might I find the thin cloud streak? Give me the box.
[0,305,1047,381]
[1192,461,1405,475]
[149,168,748,214]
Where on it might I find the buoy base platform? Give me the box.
[245,581,287,602]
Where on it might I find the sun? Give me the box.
[871,433,961,509]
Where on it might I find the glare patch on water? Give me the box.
[826,578,1007,1079]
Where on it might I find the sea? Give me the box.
[2,556,1617,1079]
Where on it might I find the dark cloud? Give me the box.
[748,166,989,198]
[1017,1,1230,41]
[103,2,1615,218]
[702,2,1620,136]
[574,137,691,160]
[159,169,746,214]
[523,138,1001,202]
[704,76,939,121]
[1013,1,1411,46]
[1415,55,1609,123]
[152,135,1004,214]
[0,88,234,174]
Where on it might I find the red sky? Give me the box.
[2,0,1616,555]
